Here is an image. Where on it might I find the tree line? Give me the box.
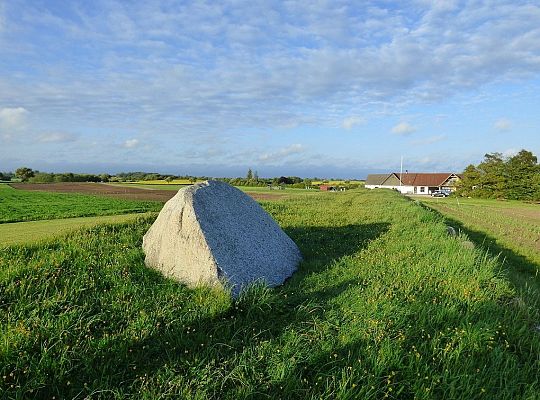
[458,149,540,201]
[4,167,107,183]
[1,167,362,189]
[1,168,209,184]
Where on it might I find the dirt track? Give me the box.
[9,183,285,202]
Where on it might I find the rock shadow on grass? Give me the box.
[34,222,391,398]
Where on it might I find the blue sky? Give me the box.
[1,0,539,178]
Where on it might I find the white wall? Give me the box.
[367,184,442,195]
[397,185,415,194]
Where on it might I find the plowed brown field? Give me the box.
[9,182,284,201]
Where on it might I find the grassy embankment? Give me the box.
[1,189,539,398]
[0,184,162,223]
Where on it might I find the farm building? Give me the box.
[319,185,346,192]
[365,173,461,195]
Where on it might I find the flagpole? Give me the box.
[400,156,403,188]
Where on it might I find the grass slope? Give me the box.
[0,184,162,223]
[1,190,539,399]
[0,213,156,247]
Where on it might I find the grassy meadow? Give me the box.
[0,184,162,223]
[1,189,539,399]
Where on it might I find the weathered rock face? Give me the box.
[142,180,302,295]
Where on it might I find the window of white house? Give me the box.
[420,187,425,193]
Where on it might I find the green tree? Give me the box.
[15,167,35,182]
[165,176,174,184]
[458,149,540,200]
[30,172,54,183]
[533,171,540,201]
[246,168,253,180]
[477,153,506,198]
[457,164,481,197]
[505,150,538,200]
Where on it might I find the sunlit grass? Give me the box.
[1,190,539,399]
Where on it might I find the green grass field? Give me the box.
[1,189,539,399]
[0,184,162,223]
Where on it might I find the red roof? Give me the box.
[392,173,457,187]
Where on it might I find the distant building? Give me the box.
[365,173,461,195]
[319,185,346,192]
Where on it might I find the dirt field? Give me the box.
[9,183,286,202]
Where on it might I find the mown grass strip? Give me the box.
[0,213,156,247]
[1,190,539,399]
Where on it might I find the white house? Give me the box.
[365,173,461,195]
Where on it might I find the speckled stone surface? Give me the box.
[142,180,302,295]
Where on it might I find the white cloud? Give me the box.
[0,107,29,140]
[2,2,539,137]
[0,107,28,129]
[37,132,77,143]
[1,2,540,172]
[123,138,139,148]
[494,118,511,131]
[391,122,416,136]
[342,116,365,130]
[259,144,305,163]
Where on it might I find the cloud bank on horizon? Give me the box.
[1,0,539,177]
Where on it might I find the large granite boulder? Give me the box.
[142,180,302,295]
